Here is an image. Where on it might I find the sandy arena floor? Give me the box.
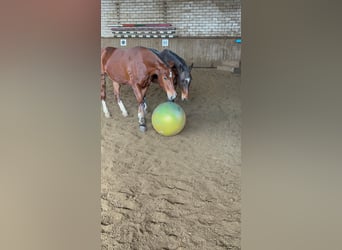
[101,68,241,250]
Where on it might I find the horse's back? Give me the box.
[103,46,153,64]
[101,46,165,84]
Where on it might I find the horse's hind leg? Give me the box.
[113,80,128,117]
[101,73,111,118]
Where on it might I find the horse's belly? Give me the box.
[105,63,131,84]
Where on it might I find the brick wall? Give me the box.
[101,0,241,38]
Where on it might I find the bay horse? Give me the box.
[149,48,193,101]
[101,46,177,132]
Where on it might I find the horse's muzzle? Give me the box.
[167,92,177,101]
[181,92,189,101]
[181,95,188,101]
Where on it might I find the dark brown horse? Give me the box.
[101,46,177,131]
[149,48,193,101]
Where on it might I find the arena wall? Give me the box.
[101,0,241,67]
[101,37,241,67]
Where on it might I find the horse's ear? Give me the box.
[189,63,194,71]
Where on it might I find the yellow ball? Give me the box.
[152,102,186,136]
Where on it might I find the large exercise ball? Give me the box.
[151,101,186,136]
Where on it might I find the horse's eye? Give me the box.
[163,76,167,80]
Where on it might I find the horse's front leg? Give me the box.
[141,85,149,115]
[138,102,146,132]
[143,96,148,114]
[132,85,147,132]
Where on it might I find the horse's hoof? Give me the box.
[139,125,147,132]
[104,112,111,118]
[122,112,128,117]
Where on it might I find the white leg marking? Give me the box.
[143,101,148,114]
[101,100,111,118]
[138,111,144,119]
[138,111,145,125]
[118,100,128,117]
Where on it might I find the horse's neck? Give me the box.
[173,62,186,76]
[149,65,164,77]
[166,51,187,68]
[176,63,184,72]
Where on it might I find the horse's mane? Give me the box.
[148,48,160,56]
[147,48,172,68]
[161,49,189,72]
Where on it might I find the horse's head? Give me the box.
[158,67,177,101]
[179,63,193,101]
